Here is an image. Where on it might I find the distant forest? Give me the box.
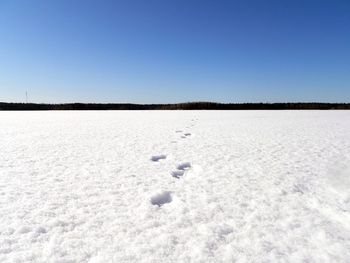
[0,102,350,110]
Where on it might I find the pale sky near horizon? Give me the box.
[1,0,349,103]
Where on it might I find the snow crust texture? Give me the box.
[1,111,350,262]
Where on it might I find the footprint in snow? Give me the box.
[171,170,185,179]
[177,162,191,170]
[172,162,191,179]
[151,155,167,162]
[181,133,191,139]
[151,191,172,207]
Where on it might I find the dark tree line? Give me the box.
[0,102,349,111]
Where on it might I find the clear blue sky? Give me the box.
[0,0,349,103]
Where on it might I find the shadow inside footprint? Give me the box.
[150,191,172,207]
[151,155,167,162]
[184,133,191,136]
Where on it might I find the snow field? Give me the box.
[0,111,350,262]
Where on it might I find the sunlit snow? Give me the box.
[1,111,350,262]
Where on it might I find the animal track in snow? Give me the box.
[175,130,183,133]
[151,155,167,162]
[184,133,191,136]
[150,191,172,207]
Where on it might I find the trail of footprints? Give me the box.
[150,118,197,207]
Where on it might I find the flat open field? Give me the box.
[1,111,350,262]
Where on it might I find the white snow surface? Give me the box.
[1,111,350,263]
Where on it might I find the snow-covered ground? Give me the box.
[1,111,350,263]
